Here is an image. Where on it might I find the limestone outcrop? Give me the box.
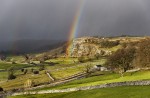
[67,37,112,57]
[67,36,145,57]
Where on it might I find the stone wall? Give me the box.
[12,80,150,96]
[0,92,7,98]
[24,72,86,91]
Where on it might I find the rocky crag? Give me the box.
[67,36,145,57]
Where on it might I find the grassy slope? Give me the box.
[0,71,51,91]
[45,58,79,64]
[9,86,150,98]
[0,62,28,70]
[6,56,26,63]
[0,57,106,91]
[36,70,150,90]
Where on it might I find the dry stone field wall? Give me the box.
[12,80,150,96]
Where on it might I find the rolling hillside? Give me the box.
[32,36,146,60]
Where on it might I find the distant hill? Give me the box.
[0,39,66,55]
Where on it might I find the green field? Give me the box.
[0,56,107,91]
[0,71,51,90]
[36,70,150,91]
[6,56,26,63]
[0,62,29,70]
[9,86,150,98]
[45,58,79,64]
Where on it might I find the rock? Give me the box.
[67,37,112,57]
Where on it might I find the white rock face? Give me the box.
[67,37,112,57]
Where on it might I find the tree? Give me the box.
[83,64,93,74]
[33,70,39,74]
[7,67,16,80]
[0,55,6,61]
[21,68,24,72]
[105,46,135,77]
[24,69,28,75]
[95,53,100,60]
[39,65,45,71]
[24,54,29,61]
[133,38,150,68]
[78,57,85,63]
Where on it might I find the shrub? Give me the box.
[12,61,16,64]
[8,73,16,80]
[78,57,85,63]
[101,40,119,48]
[21,68,24,72]
[31,68,34,73]
[39,65,45,71]
[0,87,3,92]
[7,67,16,80]
[83,64,93,74]
[33,71,39,74]
[133,38,150,68]
[95,53,101,59]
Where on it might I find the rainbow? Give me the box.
[66,0,86,55]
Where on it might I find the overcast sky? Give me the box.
[0,0,150,42]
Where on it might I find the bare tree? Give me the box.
[105,46,135,77]
[83,64,93,74]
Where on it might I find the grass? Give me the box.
[99,45,122,52]
[49,66,83,79]
[0,57,107,91]
[0,62,84,90]
[36,70,150,90]
[45,58,78,64]
[0,71,8,82]
[6,56,26,63]
[9,86,150,98]
[0,71,51,91]
[44,57,107,79]
[0,62,30,70]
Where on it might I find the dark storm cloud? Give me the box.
[78,0,150,37]
[0,0,150,42]
[0,0,79,41]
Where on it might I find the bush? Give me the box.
[31,68,34,72]
[12,61,16,64]
[39,65,45,71]
[8,73,16,80]
[0,87,3,92]
[21,69,24,72]
[101,40,119,48]
[133,38,150,68]
[33,71,39,74]
[7,67,16,80]
[78,57,85,63]
[83,64,93,74]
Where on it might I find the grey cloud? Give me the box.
[0,0,150,42]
